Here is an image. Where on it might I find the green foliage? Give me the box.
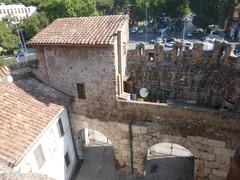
[189,0,237,28]
[38,0,98,22]
[21,12,49,40]
[0,21,19,50]
[133,0,190,21]
[96,0,114,14]
[0,58,16,67]
[137,98,144,102]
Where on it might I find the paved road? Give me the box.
[75,142,143,180]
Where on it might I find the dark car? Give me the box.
[234,44,240,56]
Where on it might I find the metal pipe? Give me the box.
[128,117,134,174]
[145,0,148,42]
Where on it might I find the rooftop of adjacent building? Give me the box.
[0,63,71,166]
[29,15,128,46]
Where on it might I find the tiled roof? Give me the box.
[0,78,70,165]
[0,163,54,180]
[29,15,128,46]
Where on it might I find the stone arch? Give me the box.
[146,135,199,159]
[144,135,195,179]
[72,118,126,168]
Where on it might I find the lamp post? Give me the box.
[182,13,195,44]
[145,0,148,42]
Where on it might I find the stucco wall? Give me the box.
[14,108,76,180]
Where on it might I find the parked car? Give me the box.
[164,38,176,48]
[234,44,240,56]
[137,28,144,34]
[16,51,36,61]
[149,37,163,44]
[187,32,193,37]
[16,52,26,61]
[131,26,138,33]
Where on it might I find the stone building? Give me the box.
[0,15,239,180]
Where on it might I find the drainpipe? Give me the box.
[128,117,134,174]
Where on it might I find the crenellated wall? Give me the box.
[127,41,240,110]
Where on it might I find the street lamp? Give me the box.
[182,13,195,44]
[145,0,148,42]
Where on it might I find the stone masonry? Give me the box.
[127,41,240,110]
[27,16,240,180]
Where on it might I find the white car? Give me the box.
[131,26,138,33]
[16,52,36,61]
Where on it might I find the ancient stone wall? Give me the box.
[32,45,118,111]
[127,41,240,110]
[70,110,237,180]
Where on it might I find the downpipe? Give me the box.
[128,117,134,174]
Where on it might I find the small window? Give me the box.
[64,152,71,168]
[34,144,45,169]
[139,47,144,55]
[76,83,86,99]
[218,47,226,59]
[148,53,154,61]
[57,118,64,137]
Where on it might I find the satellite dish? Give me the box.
[140,88,149,98]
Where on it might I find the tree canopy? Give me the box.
[189,0,238,28]
[38,0,98,22]
[96,0,114,15]
[21,12,49,40]
[133,0,190,21]
[0,21,19,50]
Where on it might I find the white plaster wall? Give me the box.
[14,108,76,180]
[0,4,37,21]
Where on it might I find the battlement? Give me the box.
[126,41,240,111]
[128,41,240,70]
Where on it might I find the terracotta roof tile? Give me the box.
[0,78,70,165]
[29,15,128,46]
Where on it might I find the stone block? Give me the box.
[206,139,226,148]
[212,169,227,178]
[200,152,215,161]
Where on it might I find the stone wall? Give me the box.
[127,41,240,110]
[32,45,118,110]
[69,111,236,180]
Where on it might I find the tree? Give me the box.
[96,0,114,15]
[21,12,49,40]
[133,0,190,21]
[38,0,98,22]
[0,21,19,51]
[189,0,238,28]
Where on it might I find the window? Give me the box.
[57,118,64,137]
[148,53,154,61]
[76,83,86,99]
[34,144,45,169]
[64,152,71,168]
[139,47,144,55]
[0,9,2,14]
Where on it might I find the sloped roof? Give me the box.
[0,78,70,166]
[29,15,128,46]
